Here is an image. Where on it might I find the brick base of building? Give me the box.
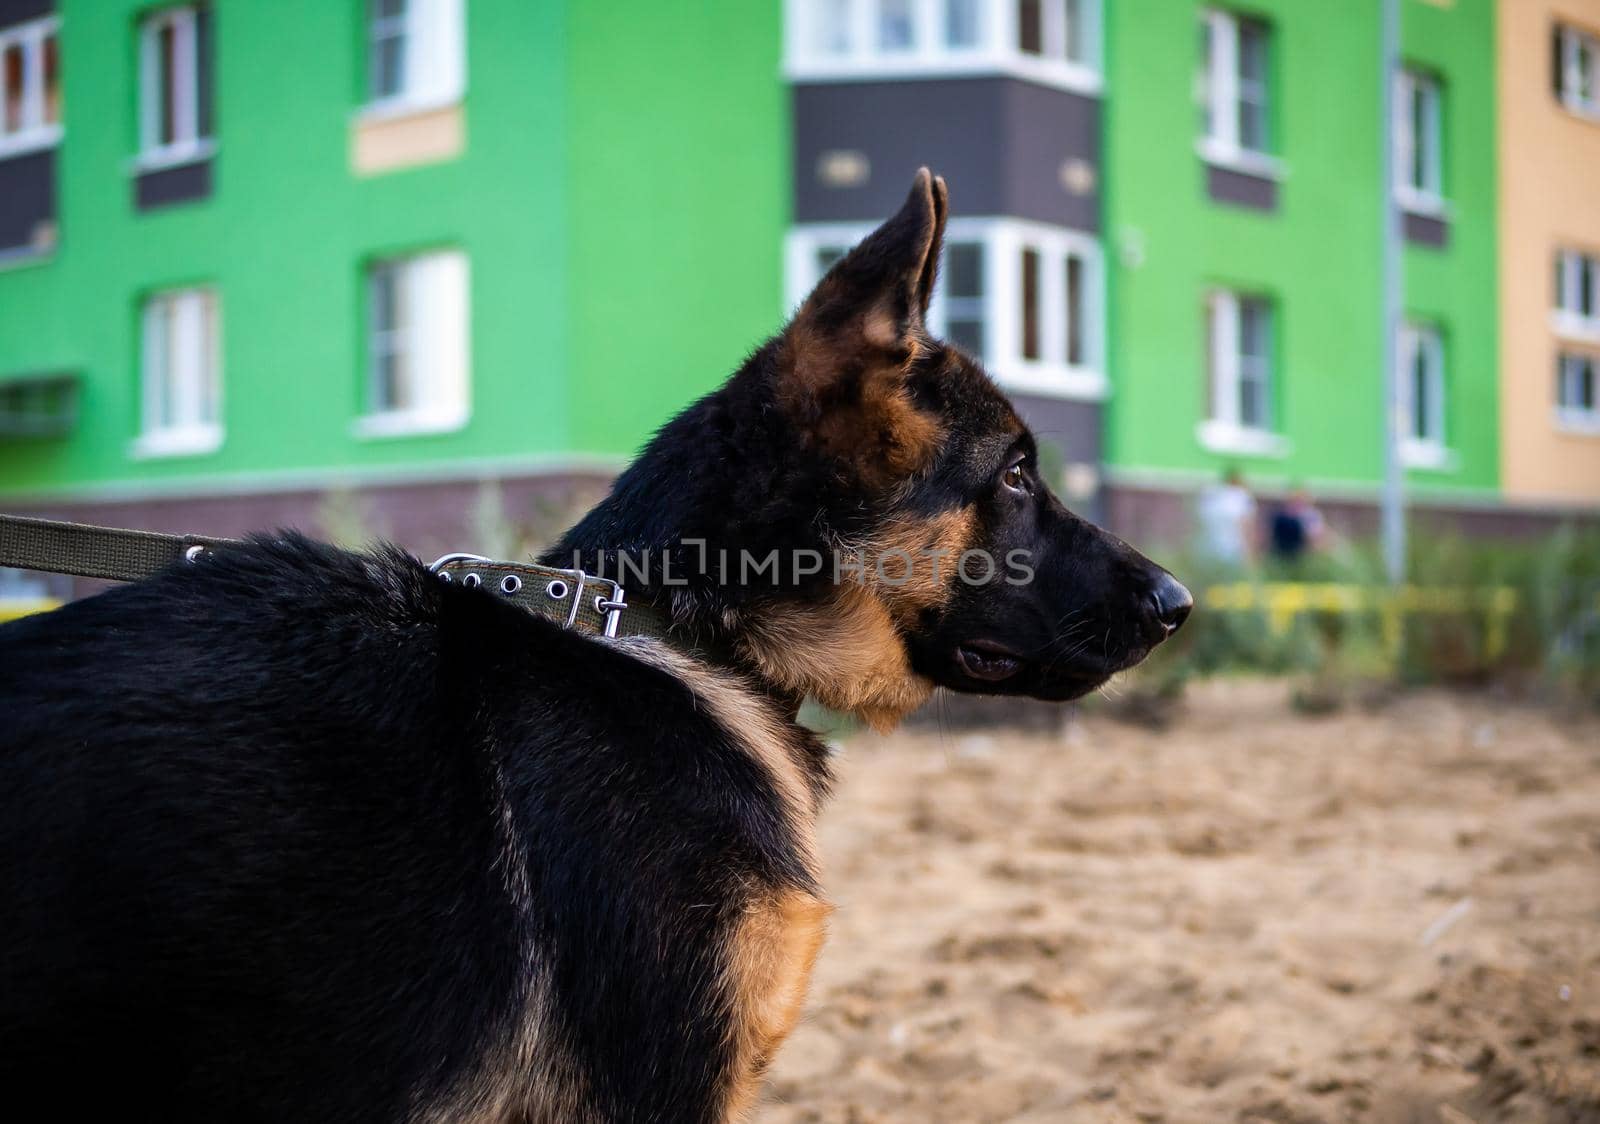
[1104,482,1600,553]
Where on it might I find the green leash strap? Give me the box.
[0,513,237,583]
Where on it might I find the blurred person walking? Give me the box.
[1268,485,1328,568]
[1196,467,1258,570]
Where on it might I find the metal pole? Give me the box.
[1379,0,1406,584]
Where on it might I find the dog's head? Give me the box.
[554,169,1189,729]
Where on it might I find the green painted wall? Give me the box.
[0,0,787,501]
[1102,0,1498,495]
[566,1,788,456]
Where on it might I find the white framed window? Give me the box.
[0,15,61,160]
[1556,352,1599,434]
[135,288,222,459]
[785,0,1101,94]
[138,6,212,170]
[356,249,470,438]
[1555,24,1599,119]
[786,216,1106,401]
[1399,322,1451,468]
[363,0,466,116]
[1199,290,1288,457]
[1198,9,1279,178]
[1554,248,1600,340]
[1395,68,1444,215]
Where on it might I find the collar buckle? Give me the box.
[428,552,629,640]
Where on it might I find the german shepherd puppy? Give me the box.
[0,171,1189,1122]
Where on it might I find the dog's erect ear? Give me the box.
[780,169,949,483]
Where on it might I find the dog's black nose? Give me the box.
[1148,574,1194,637]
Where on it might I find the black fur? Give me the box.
[0,538,822,1122]
[0,171,1186,1121]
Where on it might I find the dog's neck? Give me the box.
[540,383,934,732]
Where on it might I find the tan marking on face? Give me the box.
[738,582,933,733]
[610,637,821,870]
[718,889,832,1122]
[852,506,978,627]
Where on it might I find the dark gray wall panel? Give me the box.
[0,0,53,25]
[1206,164,1277,211]
[794,77,1099,231]
[135,160,213,211]
[0,149,54,254]
[1001,80,1099,232]
[1403,211,1448,248]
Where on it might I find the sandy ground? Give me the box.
[759,681,1600,1123]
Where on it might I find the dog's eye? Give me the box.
[1001,462,1029,494]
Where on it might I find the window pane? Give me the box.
[945,0,980,48]
[1021,248,1041,360]
[815,246,846,276]
[1411,339,1430,439]
[198,294,219,426]
[1582,255,1597,317]
[146,299,171,430]
[1410,86,1428,188]
[1018,0,1042,55]
[1239,372,1268,430]
[371,266,398,333]
[376,0,406,18]
[816,0,851,54]
[944,242,982,299]
[1065,255,1084,366]
[373,34,404,99]
[1239,102,1266,151]
[43,32,59,126]
[1239,300,1268,361]
[158,22,177,145]
[370,265,405,412]
[1238,22,1267,83]
[1237,22,1269,151]
[1063,0,1086,63]
[879,0,914,51]
[1,43,20,133]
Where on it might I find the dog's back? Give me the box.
[0,535,827,1122]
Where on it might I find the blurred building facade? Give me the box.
[1,0,1597,561]
[0,0,788,556]
[1498,0,1600,504]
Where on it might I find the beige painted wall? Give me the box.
[1499,0,1600,502]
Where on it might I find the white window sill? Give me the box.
[351,409,468,440]
[1550,310,1600,344]
[131,140,217,174]
[356,94,465,125]
[1196,138,1285,181]
[991,363,1109,402]
[1395,188,1450,219]
[129,426,224,460]
[0,125,63,162]
[1558,95,1600,124]
[783,53,1102,96]
[1196,420,1292,458]
[1400,440,1458,471]
[0,244,54,272]
[1553,407,1600,436]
